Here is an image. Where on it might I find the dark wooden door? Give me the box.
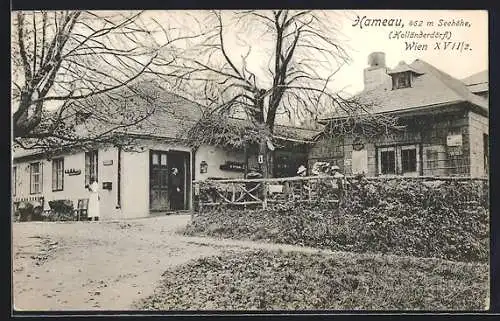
[167,152,188,210]
[150,151,170,211]
[274,151,308,177]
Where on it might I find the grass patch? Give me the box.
[139,250,488,311]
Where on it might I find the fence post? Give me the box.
[197,182,203,213]
[308,177,312,201]
[262,181,268,210]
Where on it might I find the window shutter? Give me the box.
[85,152,90,186]
[52,161,56,190]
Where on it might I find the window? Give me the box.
[401,148,417,173]
[392,72,411,89]
[378,145,420,176]
[85,151,98,186]
[380,148,396,175]
[12,166,16,196]
[52,158,64,191]
[30,162,42,194]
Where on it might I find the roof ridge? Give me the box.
[461,70,488,83]
[413,59,485,108]
[227,116,321,132]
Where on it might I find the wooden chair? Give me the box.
[75,199,89,221]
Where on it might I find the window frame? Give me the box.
[377,144,421,176]
[392,72,412,90]
[30,162,43,195]
[12,166,16,196]
[52,157,65,192]
[400,145,419,174]
[378,146,396,175]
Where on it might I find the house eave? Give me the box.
[318,99,487,124]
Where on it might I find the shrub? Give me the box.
[16,202,34,222]
[48,200,75,221]
[185,178,489,262]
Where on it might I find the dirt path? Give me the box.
[12,215,219,311]
[12,215,341,311]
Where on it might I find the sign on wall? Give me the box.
[351,150,368,175]
[220,161,245,172]
[447,134,463,147]
[65,169,81,176]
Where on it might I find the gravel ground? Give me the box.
[12,214,339,311]
[12,215,222,311]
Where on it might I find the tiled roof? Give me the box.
[76,80,205,139]
[70,81,320,142]
[321,59,488,121]
[387,62,424,75]
[273,124,322,142]
[462,70,488,94]
[225,117,321,142]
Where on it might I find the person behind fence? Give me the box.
[87,176,100,221]
[330,165,348,195]
[296,165,311,197]
[297,165,307,177]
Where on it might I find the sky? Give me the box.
[12,10,488,113]
[146,9,488,96]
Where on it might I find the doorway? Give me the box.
[149,150,190,212]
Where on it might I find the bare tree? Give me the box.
[11,10,199,152]
[166,10,399,177]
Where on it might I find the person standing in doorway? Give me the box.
[170,167,182,211]
[87,176,100,221]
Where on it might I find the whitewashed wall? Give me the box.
[13,147,121,220]
[13,140,261,219]
[194,145,247,181]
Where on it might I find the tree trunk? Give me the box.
[259,139,269,178]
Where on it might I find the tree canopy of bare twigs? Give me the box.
[166,10,400,176]
[11,10,200,152]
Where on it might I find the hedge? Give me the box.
[185,178,489,262]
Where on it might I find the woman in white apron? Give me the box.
[87,177,100,221]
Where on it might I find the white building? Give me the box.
[12,84,319,220]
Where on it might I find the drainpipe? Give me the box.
[191,146,198,212]
[116,146,122,209]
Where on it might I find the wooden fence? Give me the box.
[194,175,350,211]
[193,175,489,212]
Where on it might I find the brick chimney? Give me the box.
[363,52,392,91]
